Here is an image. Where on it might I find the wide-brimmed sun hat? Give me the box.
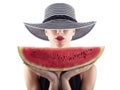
[24,3,96,40]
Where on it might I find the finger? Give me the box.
[62,64,94,80]
[28,66,59,82]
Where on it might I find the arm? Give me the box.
[24,66,40,90]
[26,66,59,90]
[81,65,97,90]
[61,64,95,90]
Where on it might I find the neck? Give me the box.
[50,43,70,48]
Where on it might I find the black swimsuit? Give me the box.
[39,74,82,90]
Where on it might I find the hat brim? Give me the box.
[24,20,96,40]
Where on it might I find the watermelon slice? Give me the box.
[18,46,104,71]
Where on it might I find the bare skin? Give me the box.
[25,29,97,90]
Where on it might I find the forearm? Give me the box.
[49,81,59,90]
[81,86,94,90]
[81,65,96,90]
[26,85,40,90]
[25,78,40,90]
[25,66,41,90]
[61,77,71,90]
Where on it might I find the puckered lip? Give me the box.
[55,36,64,41]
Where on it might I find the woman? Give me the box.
[24,3,96,90]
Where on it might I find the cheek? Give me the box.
[67,31,75,36]
[48,34,56,40]
[65,34,73,40]
[67,31,75,37]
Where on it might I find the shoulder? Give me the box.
[80,64,97,79]
[24,65,40,78]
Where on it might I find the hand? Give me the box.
[61,64,94,90]
[28,66,59,90]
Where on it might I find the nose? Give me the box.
[57,30,64,34]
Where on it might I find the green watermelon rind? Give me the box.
[18,46,105,71]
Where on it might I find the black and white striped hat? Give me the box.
[24,3,96,40]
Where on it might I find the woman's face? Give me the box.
[45,29,75,47]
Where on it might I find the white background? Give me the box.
[0,0,120,90]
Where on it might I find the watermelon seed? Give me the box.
[31,51,41,58]
[69,57,72,61]
[83,55,86,58]
[60,57,63,60]
[40,52,56,60]
[76,54,79,57]
[57,55,63,60]
[74,55,77,58]
[57,56,60,60]
[62,56,66,61]
[63,56,66,59]
[82,52,87,59]
[88,49,92,51]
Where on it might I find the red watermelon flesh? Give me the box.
[18,46,104,71]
